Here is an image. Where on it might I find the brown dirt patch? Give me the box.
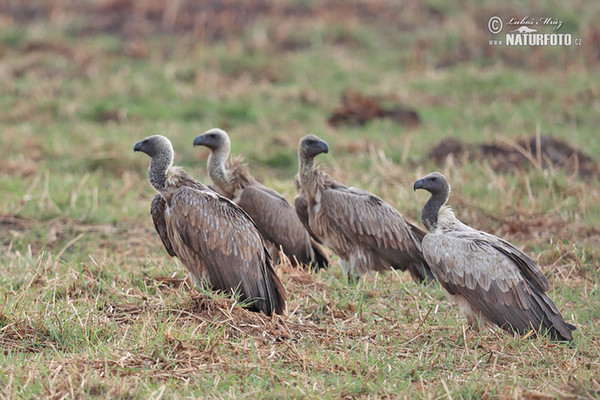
[429,135,600,180]
[328,89,420,128]
[0,214,36,233]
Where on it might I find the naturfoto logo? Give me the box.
[487,16,582,47]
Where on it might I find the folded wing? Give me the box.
[423,231,573,341]
[155,186,285,315]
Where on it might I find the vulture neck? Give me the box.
[298,155,319,199]
[422,186,450,232]
[148,150,174,193]
[148,148,193,202]
[208,146,234,195]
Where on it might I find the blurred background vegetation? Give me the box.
[2,0,599,254]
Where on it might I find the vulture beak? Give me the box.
[313,140,329,155]
[413,179,425,191]
[133,141,143,152]
[192,135,206,147]
[305,138,329,158]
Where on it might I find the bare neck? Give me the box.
[298,154,318,198]
[208,145,233,194]
[148,151,173,192]
[421,187,450,232]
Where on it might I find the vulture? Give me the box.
[413,171,575,342]
[295,134,434,283]
[134,135,285,316]
[193,128,328,271]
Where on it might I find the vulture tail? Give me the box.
[409,260,436,284]
[310,240,329,271]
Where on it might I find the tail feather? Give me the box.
[405,219,436,284]
[310,239,329,271]
[407,259,436,284]
[252,250,286,316]
[525,289,574,343]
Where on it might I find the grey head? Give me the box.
[193,128,230,151]
[413,171,449,195]
[133,135,174,159]
[413,171,451,232]
[133,135,175,191]
[299,134,329,159]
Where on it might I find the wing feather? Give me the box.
[293,194,329,270]
[314,186,432,281]
[423,232,573,341]
[294,194,322,244]
[167,186,285,315]
[151,194,176,257]
[489,235,549,291]
[319,187,420,252]
[237,184,317,267]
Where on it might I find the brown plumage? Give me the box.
[134,135,285,316]
[414,171,575,342]
[295,134,434,283]
[193,128,328,271]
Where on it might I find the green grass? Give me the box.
[1,0,600,398]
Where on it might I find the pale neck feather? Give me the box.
[207,145,233,195]
[434,206,471,233]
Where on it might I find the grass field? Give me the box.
[1,1,600,398]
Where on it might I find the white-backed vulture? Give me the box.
[134,135,285,316]
[192,128,328,271]
[413,171,575,342]
[295,134,434,283]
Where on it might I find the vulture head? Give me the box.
[299,134,329,160]
[413,172,451,231]
[193,128,230,152]
[413,171,449,195]
[134,135,174,159]
[134,135,175,191]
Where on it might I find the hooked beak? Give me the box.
[192,135,206,147]
[413,179,425,191]
[319,140,329,154]
[133,141,143,152]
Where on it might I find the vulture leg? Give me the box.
[338,259,360,284]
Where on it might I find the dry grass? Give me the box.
[1,246,598,398]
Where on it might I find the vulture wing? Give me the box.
[406,219,427,244]
[294,194,322,244]
[293,194,329,270]
[317,185,432,281]
[237,184,325,268]
[422,231,573,341]
[150,194,176,257]
[487,233,549,292]
[168,186,285,315]
[237,184,303,246]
